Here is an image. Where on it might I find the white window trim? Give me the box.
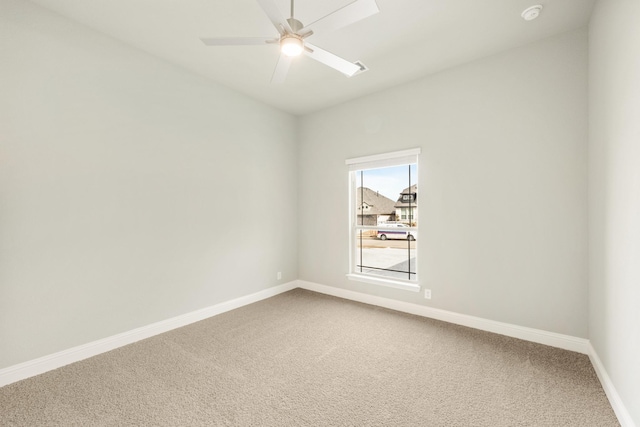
[346,148,421,291]
[346,273,421,292]
[346,148,421,171]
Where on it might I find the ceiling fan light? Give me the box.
[281,36,303,57]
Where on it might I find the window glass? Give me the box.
[351,163,418,282]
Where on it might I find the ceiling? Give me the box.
[30,0,595,115]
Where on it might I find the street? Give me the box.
[356,236,417,249]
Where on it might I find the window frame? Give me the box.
[346,148,421,292]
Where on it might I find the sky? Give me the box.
[356,164,417,201]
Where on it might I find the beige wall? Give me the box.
[0,0,298,369]
[589,0,640,424]
[298,29,589,338]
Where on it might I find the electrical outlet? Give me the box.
[424,289,431,299]
[277,272,282,280]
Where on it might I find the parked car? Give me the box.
[377,223,417,241]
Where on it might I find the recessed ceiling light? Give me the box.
[521,5,543,21]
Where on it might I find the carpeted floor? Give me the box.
[0,289,619,426]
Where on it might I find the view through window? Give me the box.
[348,150,419,284]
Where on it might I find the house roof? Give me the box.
[356,187,396,216]
[395,184,418,208]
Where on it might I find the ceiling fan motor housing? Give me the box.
[287,18,304,33]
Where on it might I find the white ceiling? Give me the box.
[30,0,595,115]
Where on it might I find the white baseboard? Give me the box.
[588,343,637,427]
[0,281,297,388]
[296,280,590,354]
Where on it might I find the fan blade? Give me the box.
[304,43,360,76]
[301,0,379,35]
[256,0,292,34]
[271,54,292,84]
[200,37,276,46]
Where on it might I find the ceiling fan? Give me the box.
[200,0,379,83]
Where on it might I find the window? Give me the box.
[346,149,420,292]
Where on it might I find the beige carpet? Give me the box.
[0,289,619,426]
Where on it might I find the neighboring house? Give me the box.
[395,184,418,225]
[356,187,397,226]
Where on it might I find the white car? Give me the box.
[377,224,417,241]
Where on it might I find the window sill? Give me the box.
[346,274,420,292]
